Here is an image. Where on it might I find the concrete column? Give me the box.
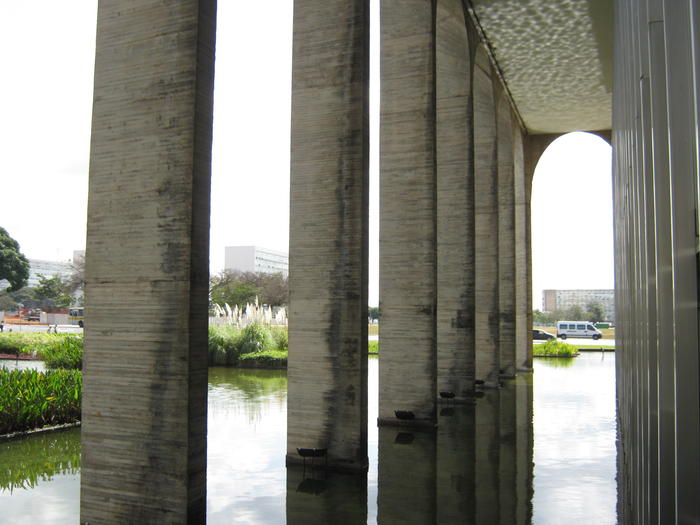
[474,389,501,523]
[436,0,475,400]
[437,403,476,524]
[378,427,437,523]
[473,46,499,387]
[80,1,215,522]
[379,0,437,423]
[513,130,529,371]
[286,470,367,523]
[496,93,516,378]
[287,0,369,472]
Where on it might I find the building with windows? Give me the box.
[542,289,615,322]
[26,259,74,287]
[224,246,288,276]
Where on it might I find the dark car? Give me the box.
[533,329,555,341]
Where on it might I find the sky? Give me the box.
[0,1,613,309]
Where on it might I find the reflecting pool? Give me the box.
[0,353,617,524]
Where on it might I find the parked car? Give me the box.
[533,329,555,340]
[556,321,603,340]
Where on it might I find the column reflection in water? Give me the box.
[378,376,533,524]
[286,468,367,524]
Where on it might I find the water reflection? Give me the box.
[0,354,617,524]
[0,359,46,372]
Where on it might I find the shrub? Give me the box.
[0,369,82,435]
[534,339,578,358]
[240,323,274,354]
[368,341,379,354]
[208,325,243,365]
[0,332,63,358]
[44,336,83,370]
[270,327,288,351]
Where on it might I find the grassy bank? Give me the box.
[0,369,82,435]
[208,324,288,367]
[533,339,579,358]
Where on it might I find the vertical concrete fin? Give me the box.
[287,0,370,471]
[81,1,215,522]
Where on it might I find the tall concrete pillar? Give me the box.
[496,93,516,377]
[513,130,529,371]
[287,0,369,472]
[436,0,475,400]
[378,427,437,524]
[473,46,500,387]
[379,0,437,423]
[80,1,215,522]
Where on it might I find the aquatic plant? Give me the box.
[533,339,578,358]
[43,336,83,370]
[0,369,81,435]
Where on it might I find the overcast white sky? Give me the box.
[0,1,612,309]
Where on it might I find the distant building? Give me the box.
[543,289,615,322]
[27,259,74,287]
[224,246,288,277]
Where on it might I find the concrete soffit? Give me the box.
[466,0,613,135]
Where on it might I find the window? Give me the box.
[576,324,585,330]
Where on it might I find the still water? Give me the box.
[0,353,617,524]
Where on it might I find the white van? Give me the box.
[557,321,603,340]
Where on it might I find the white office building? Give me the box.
[542,289,615,322]
[224,246,288,276]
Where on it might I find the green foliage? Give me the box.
[32,274,73,309]
[240,322,274,354]
[533,309,555,325]
[0,227,30,293]
[534,339,578,358]
[270,327,288,351]
[0,428,81,493]
[209,269,288,308]
[0,369,82,435]
[368,306,380,321]
[368,340,379,354]
[43,336,83,370]
[211,281,260,310]
[585,302,605,323]
[238,349,288,367]
[208,324,287,366]
[0,332,63,358]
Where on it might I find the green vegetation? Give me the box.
[0,332,64,357]
[209,270,288,309]
[533,301,610,325]
[368,340,379,354]
[0,227,30,293]
[43,336,83,370]
[208,324,288,367]
[0,369,82,435]
[0,428,81,493]
[533,339,579,358]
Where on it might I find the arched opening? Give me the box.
[529,131,617,523]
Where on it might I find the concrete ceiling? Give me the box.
[470,0,613,134]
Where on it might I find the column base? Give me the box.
[377,417,437,429]
[285,453,368,473]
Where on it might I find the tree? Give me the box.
[585,302,605,323]
[209,270,289,308]
[32,274,73,309]
[0,227,30,292]
[368,306,380,322]
[533,309,555,325]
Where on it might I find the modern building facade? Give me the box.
[26,259,74,287]
[76,1,700,523]
[224,245,288,276]
[543,289,615,322]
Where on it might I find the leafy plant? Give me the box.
[240,322,274,354]
[43,336,83,370]
[534,339,578,358]
[0,369,82,435]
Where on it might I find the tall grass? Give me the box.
[0,333,63,358]
[208,324,287,366]
[533,339,578,358]
[0,369,82,435]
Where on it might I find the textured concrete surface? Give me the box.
[287,0,369,471]
[80,1,215,522]
[470,0,612,133]
[513,129,529,371]
[379,0,437,423]
[497,93,516,377]
[473,46,500,387]
[436,0,475,400]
